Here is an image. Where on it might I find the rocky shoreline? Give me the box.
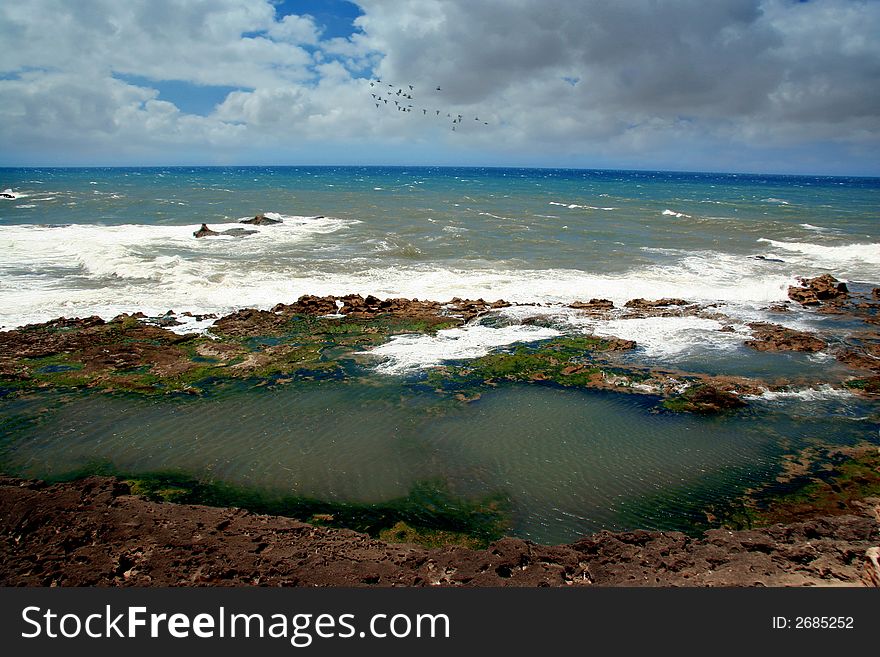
[1,278,879,586]
[0,274,878,411]
[1,475,878,587]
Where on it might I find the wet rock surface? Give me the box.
[240,214,282,225]
[788,274,849,305]
[745,322,827,353]
[0,476,876,587]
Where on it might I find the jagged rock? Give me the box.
[787,274,849,305]
[744,322,826,352]
[624,298,688,308]
[873,288,880,301]
[240,214,282,225]
[570,299,614,310]
[193,223,219,238]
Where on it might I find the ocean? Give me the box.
[1,166,878,543]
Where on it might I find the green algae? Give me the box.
[47,465,510,547]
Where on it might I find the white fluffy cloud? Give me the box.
[1,0,878,172]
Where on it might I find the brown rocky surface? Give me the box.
[569,299,614,311]
[787,274,849,305]
[0,476,876,587]
[624,298,689,309]
[744,322,827,353]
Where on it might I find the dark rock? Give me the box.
[240,214,282,226]
[873,288,880,301]
[624,298,688,309]
[570,299,614,310]
[193,224,219,238]
[194,224,258,238]
[753,255,784,263]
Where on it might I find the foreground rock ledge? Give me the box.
[1,477,877,587]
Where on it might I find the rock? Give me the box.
[193,223,219,238]
[570,299,614,310]
[767,303,790,312]
[602,337,637,351]
[0,474,876,587]
[752,255,784,263]
[873,288,880,301]
[719,325,736,332]
[863,547,880,587]
[744,322,826,353]
[240,214,282,226]
[670,385,747,413]
[624,298,688,309]
[0,192,14,199]
[787,274,849,305]
[193,224,258,238]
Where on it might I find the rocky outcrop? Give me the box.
[569,299,614,310]
[193,223,219,238]
[240,214,282,225]
[664,384,747,413]
[624,298,688,309]
[0,476,876,587]
[744,322,826,352]
[193,224,258,238]
[787,274,849,305]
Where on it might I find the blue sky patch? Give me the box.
[114,74,246,116]
[273,0,364,39]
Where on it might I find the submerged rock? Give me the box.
[788,274,849,305]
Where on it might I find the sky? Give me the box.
[0,0,878,175]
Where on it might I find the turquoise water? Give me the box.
[1,166,878,543]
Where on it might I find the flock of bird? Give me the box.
[367,79,489,132]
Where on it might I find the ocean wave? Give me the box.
[757,238,880,266]
[661,209,691,218]
[1,188,27,200]
[549,201,614,210]
[761,197,790,205]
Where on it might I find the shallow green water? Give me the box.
[2,381,876,544]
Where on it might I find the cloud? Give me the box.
[0,0,878,172]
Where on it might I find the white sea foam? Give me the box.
[1,188,27,199]
[757,238,880,280]
[15,204,36,209]
[662,209,691,218]
[743,385,854,402]
[761,197,790,205]
[799,223,827,232]
[592,316,742,358]
[362,324,561,374]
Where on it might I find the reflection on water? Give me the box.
[1,381,877,544]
